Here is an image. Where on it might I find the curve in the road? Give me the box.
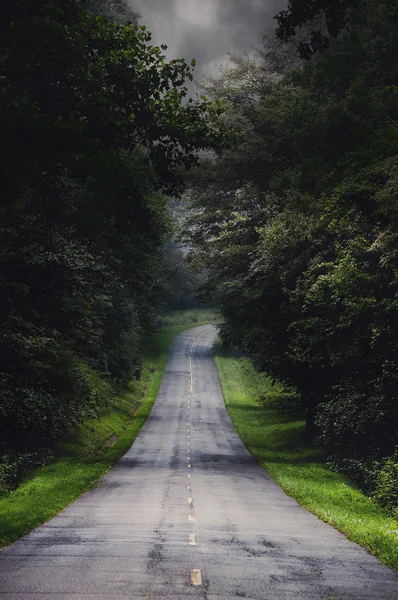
[0,324,397,599]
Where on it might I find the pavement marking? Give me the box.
[188,464,191,468]
[188,485,191,490]
[189,354,193,392]
[187,474,191,478]
[189,514,196,522]
[189,534,197,546]
[188,497,193,504]
[191,569,202,586]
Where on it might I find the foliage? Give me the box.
[275,0,356,58]
[373,452,398,516]
[0,317,220,544]
[0,1,225,455]
[185,0,398,505]
[161,241,204,310]
[214,342,398,569]
[80,0,139,24]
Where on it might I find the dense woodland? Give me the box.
[185,0,398,511]
[0,0,223,486]
[1,0,397,514]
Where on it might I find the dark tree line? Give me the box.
[185,0,398,511]
[0,0,224,481]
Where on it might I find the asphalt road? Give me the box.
[1,324,397,599]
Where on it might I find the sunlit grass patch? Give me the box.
[214,342,398,570]
[161,308,221,326]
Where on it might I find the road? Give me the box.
[0,324,397,599]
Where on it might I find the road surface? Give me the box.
[0,324,397,599]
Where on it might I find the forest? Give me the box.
[0,0,224,486]
[1,0,397,515]
[185,0,398,511]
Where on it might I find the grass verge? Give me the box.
[161,308,220,327]
[0,318,215,548]
[214,342,398,570]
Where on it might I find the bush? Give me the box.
[0,451,52,495]
[317,383,398,462]
[373,452,398,515]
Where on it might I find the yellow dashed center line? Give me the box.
[191,569,202,585]
[189,354,193,393]
[186,336,207,587]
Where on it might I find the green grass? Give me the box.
[0,315,214,547]
[161,307,221,326]
[214,342,398,570]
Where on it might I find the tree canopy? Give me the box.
[185,0,398,508]
[0,0,225,472]
[275,0,356,58]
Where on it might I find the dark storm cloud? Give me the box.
[128,0,287,90]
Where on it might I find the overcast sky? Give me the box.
[128,0,287,94]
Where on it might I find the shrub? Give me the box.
[0,451,52,495]
[373,452,398,515]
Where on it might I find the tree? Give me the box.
[0,0,225,461]
[79,0,139,24]
[275,0,356,58]
[185,0,398,496]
